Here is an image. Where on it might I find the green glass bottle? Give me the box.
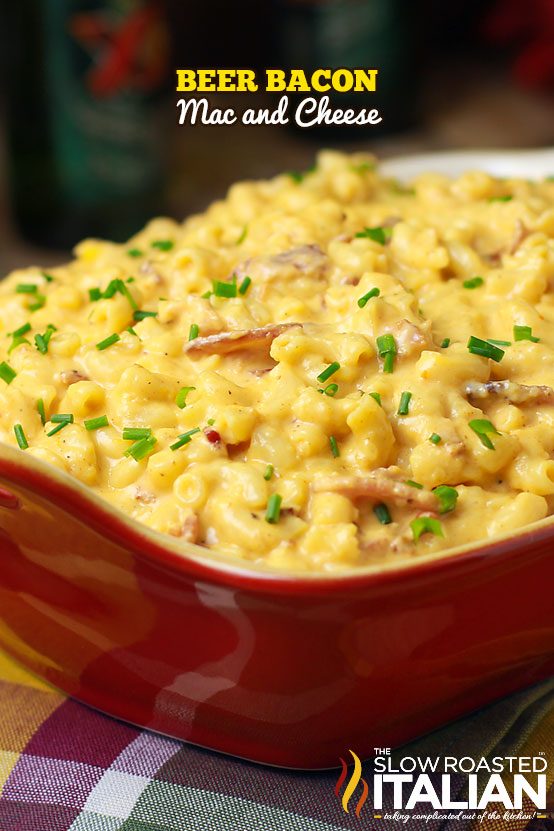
[5,0,169,249]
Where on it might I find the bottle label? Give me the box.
[42,1,168,206]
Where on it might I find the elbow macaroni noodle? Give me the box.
[1,151,554,571]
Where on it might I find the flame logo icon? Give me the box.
[335,749,369,817]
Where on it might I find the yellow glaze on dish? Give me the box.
[1,151,554,571]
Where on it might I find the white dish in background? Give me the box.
[380,147,554,181]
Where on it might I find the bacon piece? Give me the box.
[508,219,528,255]
[234,245,327,284]
[59,369,88,386]
[172,512,199,543]
[185,322,301,356]
[466,380,554,405]
[313,469,439,512]
[134,487,157,504]
[383,319,434,357]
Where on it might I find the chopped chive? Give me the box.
[429,433,441,444]
[16,284,38,294]
[133,310,157,321]
[201,290,213,299]
[47,420,72,436]
[351,161,375,174]
[89,288,102,302]
[433,485,458,514]
[84,415,109,431]
[467,335,504,362]
[319,383,339,397]
[212,280,237,298]
[513,324,539,343]
[125,435,157,460]
[122,427,152,441]
[0,362,17,385]
[357,287,380,307]
[29,294,46,312]
[102,280,119,299]
[127,278,135,283]
[238,276,252,295]
[14,424,28,449]
[317,362,340,383]
[440,338,450,348]
[188,323,199,341]
[287,166,315,184]
[411,516,444,542]
[397,391,412,416]
[127,248,143,257]
[207,418,215,426]
[12,323,31,337]
[127,326,138,337]
[374,503,392,525]
[42,271,54,283]
[487,338,511,346]
[176,386,196,408]
[376,333,397,373]
[463,276,484,289]
[264,464,274,481]
[469,418,500,450]
[96,333,120,351]
[355,226,391,245]
[405,480,423,489]
[170,427,201,451]
[118,281,138,310]
[8,331,30,353]
[34,324,56,355]
[51,413,74,424]
[151,239,174,251]
[236,226,248,245]
[37,399,46,425]
[265,493,282,523]
[329,435,340,457]
[369,391,382,406]
[488,195,513,202]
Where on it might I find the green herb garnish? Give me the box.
[127,248,143,257]
[84,415,109,431]
[170,427,201,451]
[329,435,340,457]
[405,480,423,489]
[376,334,397,373]
[369,392,382,406]
[434,485,458,514]
[133,310,157,321]
[176,386,196,409]
[397,391,412,416]
[212,280,237,298]
[374,503,392,525]
[96,333,120,351]
[317,362,340,383]
[37,399,46,425]
[188,323,199,341]
[357,287,380,308]
[14,424,28,449]
[265,493,282,523]
[429,433,441,445]
[238,276,251,295]
[513,325,539,343]
[319,383,339,397]
[487,338,511,346]
[236,226,248,245]
[488,195,513,202]
[440,338,450,348]
[463,276,484,289]
[0,362,17,385]
[411,516,444,542]
[264,464,274,481]
[467,336,504,362]
[355,226,391,245]
[16,284,38,294]
[34,324,56,355]
[125,435,157,460]
[122,427,152,441]
[151,240,174,251]
[469,418,500,450]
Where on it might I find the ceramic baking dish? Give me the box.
[0,149,553,769]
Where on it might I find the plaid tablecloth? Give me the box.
[0,649,553,831]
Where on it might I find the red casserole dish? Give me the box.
[1,150,554,769]
[0,442,553,769]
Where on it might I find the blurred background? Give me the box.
[0,0,552,274]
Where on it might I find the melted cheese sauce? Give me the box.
[1,151,554,572]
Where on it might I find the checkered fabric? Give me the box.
[0,650,552,831]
